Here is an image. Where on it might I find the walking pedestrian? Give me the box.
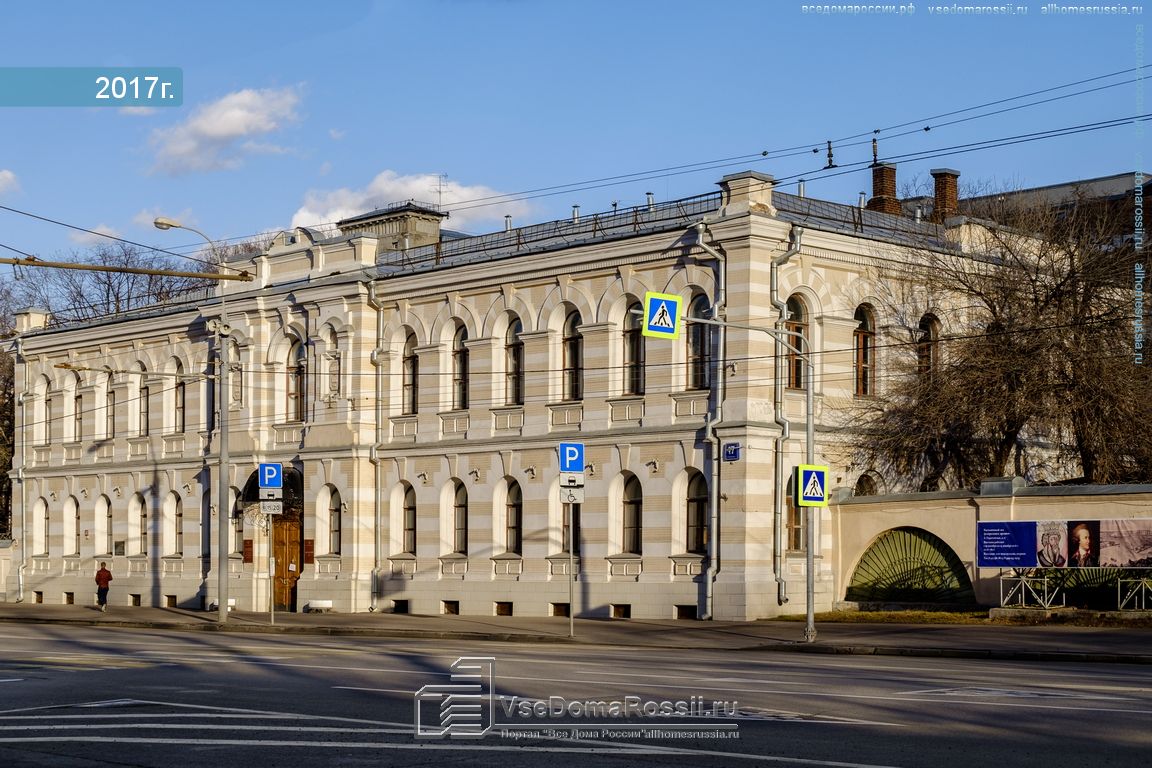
[95,561,113,612]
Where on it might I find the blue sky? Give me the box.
[0,0,1146,267]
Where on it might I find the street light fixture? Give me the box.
[154,217,232,624]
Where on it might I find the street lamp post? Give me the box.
[154,217,232,624]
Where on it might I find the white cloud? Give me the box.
[318,161,332,176]
[69,224,121,246]
[328,128,345,140]
[119,106,157,116]
[149,86,302,174]
[291,171,532,234]
[0,169,20,197]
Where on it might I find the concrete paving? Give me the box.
[1,601,1151,663]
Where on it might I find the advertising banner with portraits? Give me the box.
[977,519,1152,569]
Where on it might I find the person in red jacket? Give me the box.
[95,562,113,612]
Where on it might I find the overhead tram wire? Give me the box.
[0,203,249,275]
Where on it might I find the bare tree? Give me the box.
[0,281,16,536]
[10,242,219,323]
[853,189,1150,489]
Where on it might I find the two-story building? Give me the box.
[5,167,990,620]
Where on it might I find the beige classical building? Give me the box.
[6,167,1039,620]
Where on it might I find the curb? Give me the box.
[3,614,1151,663]
[763,641,1152,665]
[0,614,575,644]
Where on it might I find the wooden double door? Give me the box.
[272,506,303,611]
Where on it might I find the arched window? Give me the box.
[325,329,341,397]
[231,487,243,554]
[785,295,809,390]
[32,497,48,555]
[95,495,112,556]
[328,487,342,555]
[917,314,941,379]
[66,496,80,555]
[35,376,51,446]
[287,339,306,421]
[67,372,82,442]
[402,484,417,554]
[623,475,643,555]
[139,383,150,436]
[686,472,708,555]
[562,310,583,401]
[130,493,148,556]
[854,473,879,497]
[104,373,116,439]
[505,317,524,406]
[563,503,581,555]
[132,363,150,438]
[686,294,712,391]
[453,481,468,555]
[452,324,469,410]
[173,361,186,433]
[623,300,645,395]
[506,480,523,555]
[786,482,804,552]
[402,332,419,415]
[229,339,244,406]
[174,495,184,555]
[854,304,876,397]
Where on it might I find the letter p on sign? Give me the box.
[559,442,585,473]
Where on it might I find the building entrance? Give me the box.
[242,466,304,612]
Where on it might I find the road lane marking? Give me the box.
[0,735,910,766]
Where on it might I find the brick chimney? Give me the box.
[865,162,901,215]
[930,168,961,222]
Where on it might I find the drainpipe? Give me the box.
[690,222,725,621]
[366,282,385,611]
[12,337,27,602]
[771,226,803,605]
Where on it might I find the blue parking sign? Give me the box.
[259,463,283,489]
[559,442,585,473]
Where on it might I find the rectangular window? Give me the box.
[329,500,341,555]
[42,396,52,445]
[174,382,186,433]
[786,497,805,552]
[106,391,116,438]
[506,503,522,555]
[73,395,82,441]
[562,503,581,556]
[403,503,416,555]
[139,387,150,437]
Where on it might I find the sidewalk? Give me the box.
[1,602,1150,664]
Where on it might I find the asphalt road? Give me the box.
[0,623,1149,767]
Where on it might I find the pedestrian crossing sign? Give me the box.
[642,291,682,340]
[796,464,829,507]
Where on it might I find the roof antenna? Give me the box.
[825,140,837,169]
